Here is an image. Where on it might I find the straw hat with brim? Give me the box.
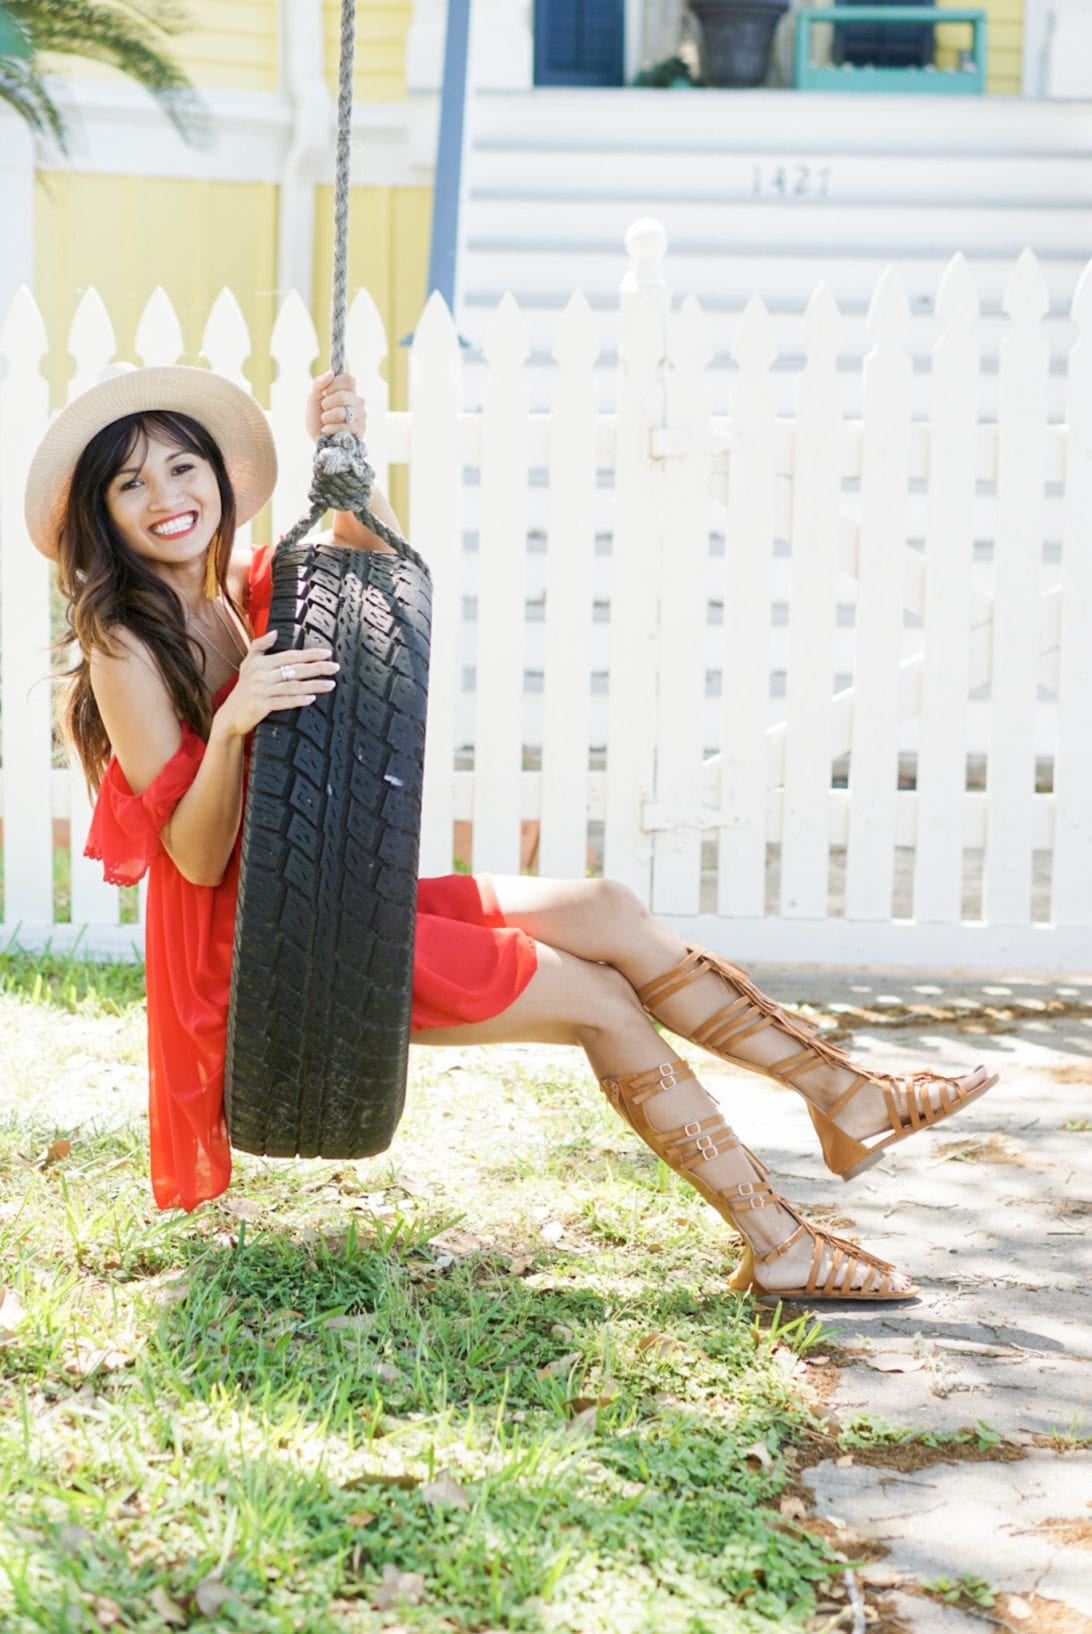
[25,363,278,560]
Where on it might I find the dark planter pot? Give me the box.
[690,0,792,87]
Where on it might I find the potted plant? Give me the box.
[688,0,792,87]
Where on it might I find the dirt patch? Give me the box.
[998,1595,1092,1634]
[800,996,1092,1045]
[1047,1064,1092,1086]
[1034,1517,1092,1550]
[934,1134,1031,1167]
[795,1427,1028,1476]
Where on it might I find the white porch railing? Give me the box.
[2,221,1090,970]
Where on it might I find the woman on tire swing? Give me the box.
[32,362,997,1302]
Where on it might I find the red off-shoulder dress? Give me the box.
[85,543,537,1213]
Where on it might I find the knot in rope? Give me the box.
[308,429,375,516]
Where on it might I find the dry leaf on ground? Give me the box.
[866,1356,925,1374]
[91,1597,124,1629]
[148,1585,187,1627]
[421,1471,471,1512]
[323,1313,374,1333]
[65,1338,137,1380]
[0,1288,27,1332]
[537,1351,582,1380]
[371,1565,426,1610]
[744,1441,774,1468]
[42,1139,72,1168]
[193,1576,244,1616]
[566,1404,599,1436]
[636,1332,684,1358]
[779,1495,808,1520]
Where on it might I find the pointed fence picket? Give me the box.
[411,293,462,879]
[650,295,712,917]
[1,290,52,935]
[539,291,599,880]
[604,221,669,898]
[1052,266,1092,929]
[3,229,1092,970]
[913,255,980,926]
[985,252,1050,926]
[779,285,842,923]
[718,294,778,923]
[844,269,913,922]
[472,293,529,876]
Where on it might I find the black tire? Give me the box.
[225,540,432,1160]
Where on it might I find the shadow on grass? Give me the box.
[65,1222,836,1633]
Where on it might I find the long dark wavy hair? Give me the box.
[56,410,243,794]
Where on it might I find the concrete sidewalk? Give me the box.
[728,966,1092,1634]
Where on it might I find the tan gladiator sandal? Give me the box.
[599,1059,919,1303]
[636,949,998,1184]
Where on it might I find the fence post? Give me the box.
[412,292,463,877]
[984,250,1049,926]
[720,294,779,922]
[651,293,712,917]
[845,267,913,922]
[1052,263,1092,926]
[0,289,53,939]
[779,284,841,922]
[605,219,670,897]
[66,289,123,932]
[540,291,599,879]
[472,292,530,874]
[914,254,979,924]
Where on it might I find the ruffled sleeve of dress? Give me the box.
[85,728,207,886]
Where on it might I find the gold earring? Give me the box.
[203,535,220,600]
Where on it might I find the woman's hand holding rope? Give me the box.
[213,630,338,739]
[306,370,366,443]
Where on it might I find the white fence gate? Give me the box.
[1,221,1090,971]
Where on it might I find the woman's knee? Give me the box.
[571,959,646,1050]
[588,876,652,929]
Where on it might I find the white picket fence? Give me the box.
[2,220,1091,971]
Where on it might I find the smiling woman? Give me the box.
[26,357,1000,1301]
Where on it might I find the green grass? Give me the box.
[0,964,844,1633]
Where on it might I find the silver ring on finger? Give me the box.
[280,663,297,682]
[344,405,354,424]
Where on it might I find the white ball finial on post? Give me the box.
[622,218,670,296]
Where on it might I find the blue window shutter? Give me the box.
[534,0,625,87]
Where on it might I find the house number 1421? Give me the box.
[751,164,833,198]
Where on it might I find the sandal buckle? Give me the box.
[696,1133,718,1161]
[659,1063,678,1089]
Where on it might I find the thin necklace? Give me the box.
[185,598,247,673]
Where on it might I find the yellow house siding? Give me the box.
[312,184,431,405]
[40,1,280,93]
[34,173,279,407]
[936,0,1023,93]
[324,0,413,102]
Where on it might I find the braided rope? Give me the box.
[280,0,427,574]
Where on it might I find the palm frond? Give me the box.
[2,0,207,147]
[0,58,65,144]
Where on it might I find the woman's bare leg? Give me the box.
[480,875,991,1147]
[412,939,913,1296]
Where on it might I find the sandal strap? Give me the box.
[598,1060,775,1218]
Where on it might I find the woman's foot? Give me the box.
[599,1058,917,1301]
[636,948,997,1181]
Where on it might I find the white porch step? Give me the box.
[471,148,1092,207]
[470,88,1092,156]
